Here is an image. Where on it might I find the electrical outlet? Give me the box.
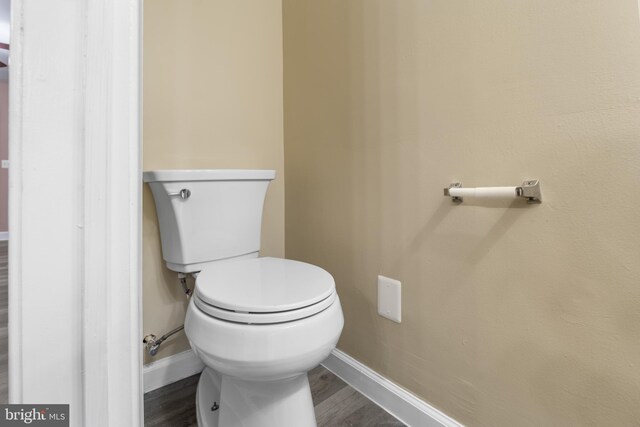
[377,275,401,323]
[1,160,8,169]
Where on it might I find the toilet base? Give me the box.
[196,367,222,426]
[196,367,317,427]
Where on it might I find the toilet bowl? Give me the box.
[185,257,344,427]
[143,169,344,427]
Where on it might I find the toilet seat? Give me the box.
[194,257,336,324]
[194,292,336,324]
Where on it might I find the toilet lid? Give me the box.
[195,257,335,313]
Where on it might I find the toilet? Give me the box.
[143,169,344,427]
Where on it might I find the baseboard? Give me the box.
[0,232,9,241]
[322,349,464,427]
[143,349,205,393]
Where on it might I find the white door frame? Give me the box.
[9,0,142,425]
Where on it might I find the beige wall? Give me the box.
[143,0,284,363]
[284,1,640,426]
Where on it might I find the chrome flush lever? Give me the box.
[167,188,191,200]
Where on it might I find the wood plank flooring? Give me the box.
[145,365,406,427]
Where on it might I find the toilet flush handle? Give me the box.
[167,188,191,200]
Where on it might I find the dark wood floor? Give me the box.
[144,365,405,427]
[0,241,7,403]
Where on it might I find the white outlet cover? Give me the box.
[377,275,401,323]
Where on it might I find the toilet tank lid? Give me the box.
[143,169,276,183]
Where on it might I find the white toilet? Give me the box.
[144,169,344,427]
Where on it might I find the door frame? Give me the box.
[8,0,143,425]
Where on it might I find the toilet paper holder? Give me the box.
[443,180,542,204]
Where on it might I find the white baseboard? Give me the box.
[143,349,205,393]
[0,232,9,241]
[322,349,464,427]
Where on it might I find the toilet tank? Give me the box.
[143,169,275,273]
